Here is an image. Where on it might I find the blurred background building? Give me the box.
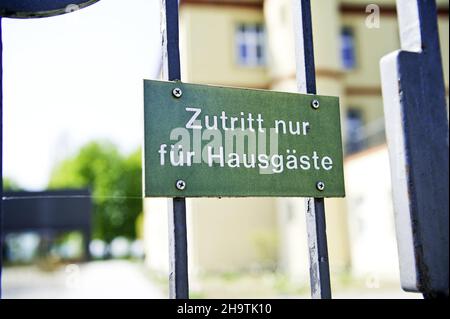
[2,0,448,298]
[144,0,449,290]
[3,189,92,263]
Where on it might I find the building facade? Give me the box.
[144,0,449,286]
[145,0,278,276]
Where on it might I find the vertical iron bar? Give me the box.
[305,198,331,299]
[161,0,189,299]
[0,17,3,299]
[164,0,181,81]
[381,0,448,298]
[168,197,189,299]
[292,0,332,299]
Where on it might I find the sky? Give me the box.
[2,0,161,190]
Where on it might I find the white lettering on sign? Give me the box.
[158,143,333,174]
[185,107,309,135]
[158,106,334,175]
[185,107,202,129]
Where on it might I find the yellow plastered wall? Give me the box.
[342,8,448,123]
[180,4,270,88]
[264,0,351,283]
[263,0,296,81]
[163,3,279,274]
[262,0,448,284]
[264,0,342,81]
[311,0,342,72]
[341,15,399,89]
[144,0,448,281]
[188,198,277,273]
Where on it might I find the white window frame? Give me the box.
[235,23,266,67]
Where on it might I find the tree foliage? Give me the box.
[3,177,21,191]
[48,141,142,242]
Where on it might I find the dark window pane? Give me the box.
[341,27,356,70]
[239,44,247,60]
[246,25,255,34]
[236,23,266,66]
[256,44,263,59]
[346,108,364,154]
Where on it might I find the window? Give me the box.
[235,23,266,67]
[346,108,364,154]
[341,27,356,70]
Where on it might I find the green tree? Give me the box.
[48,141,142,242]
[3,177,20,191]
[120,148,143,239]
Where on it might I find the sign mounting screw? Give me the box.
[311,99,320,109]
[172,87,183,98]
[175,179,186,191]
[316,181,325,191]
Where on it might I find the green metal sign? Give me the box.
[144,80,345,198]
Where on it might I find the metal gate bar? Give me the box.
[0,17,4,299]
[161,0,189,299]
[292,0,332,299]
